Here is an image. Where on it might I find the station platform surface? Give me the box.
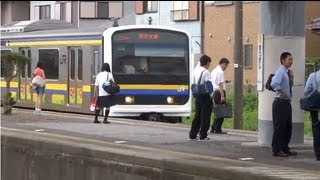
[2,108,320,180]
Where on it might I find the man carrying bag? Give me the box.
[189,55,213,141]
[303,69,320,161]
[210,58,230,134]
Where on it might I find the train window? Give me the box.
[93,51,99,75]
[78,49,83,80]
[70,49,75,80]
[39,49,59,79]
[1,50,11,77]
[21,50,26,78]
[20,49,31,78]
[27,50,31,78]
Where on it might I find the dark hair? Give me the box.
[219,58,230,65]
[101,63,111,72]
[280,52,292,64]
[200,55,211,66]
[36,62,45,69]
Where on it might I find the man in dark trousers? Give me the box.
[210,58,230,134]
[304,69,320,161]
[270,52,297,157]
[189,55,212,141]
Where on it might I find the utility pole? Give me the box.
[233,1,243,129]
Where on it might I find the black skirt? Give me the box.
[96,95,116,109]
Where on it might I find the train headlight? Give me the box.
[167,96,174,104]
[125,96,134,104]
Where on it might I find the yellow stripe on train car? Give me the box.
[45,83,67,90]
[0,81,18,87]
[82,85,91,92]
[7,40,102,47]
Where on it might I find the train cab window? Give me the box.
[39,49,59,79]
[1,50,11,77]
[78,49,83,80]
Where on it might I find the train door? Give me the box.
[19,48,33,102]
[67,47,83,106]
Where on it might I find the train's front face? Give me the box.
[111,29,190,105]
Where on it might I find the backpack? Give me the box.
[265,74,275,92]
[102,73,120,94]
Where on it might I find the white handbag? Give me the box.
[31,75,45,87]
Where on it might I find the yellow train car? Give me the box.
[1,25,103,114]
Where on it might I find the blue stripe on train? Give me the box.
[119,89,189,95]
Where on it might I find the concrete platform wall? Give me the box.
[1,133,221,180]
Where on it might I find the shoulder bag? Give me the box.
[191,70,213,96]
[300,71,320,111]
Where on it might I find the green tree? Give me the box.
[1,52,31,114]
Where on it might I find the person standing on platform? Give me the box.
[93,63,116,124]
[189,55,212,141]
[304,69,320,161]
[210,58,230,134]
[270,52,297,157]
[32,62,46,115]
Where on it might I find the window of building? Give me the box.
[214,1,233,6]
[243,44,253,68]
[54,2,71,22]
[172,1,189,21]
[39,5,51,20]
[80,1,123,19]
[144,1,158,13]
[171,1,198,21]
[60,3,66,21]
[38,49,59,79]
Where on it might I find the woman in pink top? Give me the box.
[32,62,46,115]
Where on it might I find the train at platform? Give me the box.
[1,24,193,122]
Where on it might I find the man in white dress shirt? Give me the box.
[189,55,213,140]
[210,58,230,134]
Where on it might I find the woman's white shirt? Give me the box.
[95,71,114,96]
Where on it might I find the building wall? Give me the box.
[135,1,202,55]
[204,2,259,85]
[204,1,320,85]
[11,1,30,22]
[305,1,320,58]
[1,2,12,25]
[1,1,29,25]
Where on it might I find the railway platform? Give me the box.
[1,108,320,180]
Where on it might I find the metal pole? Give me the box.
[233,1,243,129]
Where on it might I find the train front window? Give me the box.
[112,29,189,84]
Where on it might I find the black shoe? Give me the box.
[210,130,215,134]
[93,120,100,123]
[103,120,110,124]
[199,137,210,141]
[214,131,227,134]
[272,151,288,157]
[316,155,320,161]
[284,150,298,156]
